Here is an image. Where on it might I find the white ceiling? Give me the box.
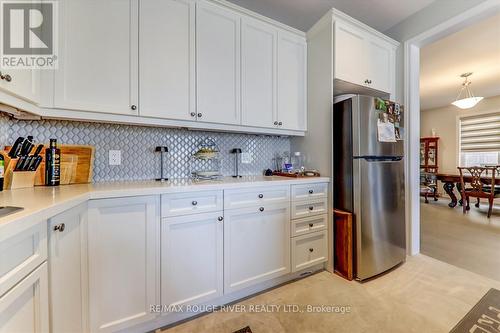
[420,13,500,111]
[226,0,435,32]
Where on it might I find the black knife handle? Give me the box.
[8,137,24,158]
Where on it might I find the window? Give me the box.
[459,114,500,167]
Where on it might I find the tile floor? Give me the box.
[160,255,500,333]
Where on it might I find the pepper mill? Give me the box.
[155,146,169,181]
[230,148,242,178]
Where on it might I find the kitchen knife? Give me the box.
[30,156,43,171]
[26,144,44,170]
[20,137,34,156]
[8,137,24,158]
[15,156,28,171]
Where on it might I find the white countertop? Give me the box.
[0,176,330,232]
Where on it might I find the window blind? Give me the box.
[460,113,500,152]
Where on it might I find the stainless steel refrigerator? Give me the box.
[333,95,406,281]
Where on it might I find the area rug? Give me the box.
[450,288,500,333]
[232,326,253,333]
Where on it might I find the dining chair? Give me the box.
[458,166,500,218]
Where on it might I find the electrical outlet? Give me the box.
[109,150,121,166]
[241,152,252,164]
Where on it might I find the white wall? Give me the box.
[420,95,500,174]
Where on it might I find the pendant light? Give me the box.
[451,72,483,109]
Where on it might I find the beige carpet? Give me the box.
[421,198,500,281]
[160,255,500,333]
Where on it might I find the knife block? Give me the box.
[1,151,36,190]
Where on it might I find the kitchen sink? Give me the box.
[0,206,24,218]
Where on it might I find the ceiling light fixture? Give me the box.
[451,72,483,109]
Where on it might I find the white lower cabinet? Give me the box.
[161,212,223,307]
[48,203,88,333]
[0,262,49,333]
[224,203,290,293]
[291,230,328,272]
[88,196,160,333]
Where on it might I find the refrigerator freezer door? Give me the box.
[353,157,406,280]
[352,95,404,157]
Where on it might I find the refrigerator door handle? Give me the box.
[354,156,403,162]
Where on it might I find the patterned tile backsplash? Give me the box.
[0,113,290,182]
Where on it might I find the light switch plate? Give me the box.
[241,152,252,164]
[109,150,121,165]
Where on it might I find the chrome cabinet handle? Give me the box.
[218,216,224,222]
[309,223,314,227]
[274,121,278,125]
[190,112,196,117]
[258,194,263,199]
[308,189,314,194]
[278,121,283,126]
[309,248,314,252]
[192,201,198,206]
[131,105,137,111]
[197,113,202,118]
[54,223,65,232]
[259,207,264,212]
[308,206,314,211]
[0,72,12,82]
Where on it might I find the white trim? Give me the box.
[209,0,306,36]
[404,0,500,256]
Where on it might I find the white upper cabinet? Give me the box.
[334,21,367,86]
[196,0,241,125]
[277,31,307,131]
[241,17,276,128]
[365,36,395,95]
[333,17,397,96]
[0,68,40,104]
[54,0,138,115]
[139,0,195,121]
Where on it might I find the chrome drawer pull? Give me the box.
[258,194,264,199]
[309,248,314,252]
[308,206,314,211]
[259,207,264,212]
[192,201,198,206]
[308,190,314,194]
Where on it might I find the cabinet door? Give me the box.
[196,0,241,125]
[224,203,290,293]
[48,203,88,333]
[88,196,159,333]
[0,263,49,333]
[365,36,394,95]
[277,31,306,131]
[241,17,276,128]
[0,68,40,104]
[334,21,367,86]
[162,212,223,307]
[54,0,138,115]
[139,0,195,121]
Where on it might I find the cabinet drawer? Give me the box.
[0,221,47,296]
[291,197,328,219]
[291,183,328,201]
[291,230,328,272]
[162,190,223,217]
[292,214,327,237]
[224,186,290,209]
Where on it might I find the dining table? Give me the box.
[436,173,500,208]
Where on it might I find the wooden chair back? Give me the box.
[457,166,497,200]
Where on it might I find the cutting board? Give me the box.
[5,144,95,185]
